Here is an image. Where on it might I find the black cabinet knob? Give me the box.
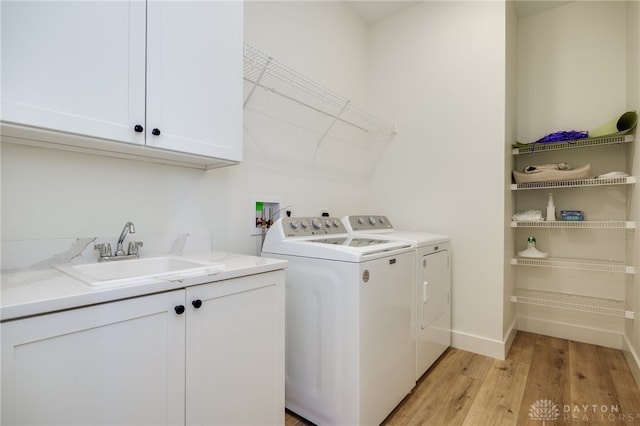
[192,299,202,309]
[134,124,144,133]
[152,128,161,136]
[174,305,185,315]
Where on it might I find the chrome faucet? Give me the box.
[116,221,135,256]
[94,221,143,262]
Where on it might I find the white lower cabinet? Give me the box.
[1,271,285,426]
[185,272,285,426]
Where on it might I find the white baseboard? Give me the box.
[503,316,518,358]
[451,329,508,360]
[450,315,627,363]
[622,334,640,389]
[516,316,624,349]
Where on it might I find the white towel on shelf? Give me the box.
[512,209,544,222]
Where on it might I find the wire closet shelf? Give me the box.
[510,257,635,274]
[511,175,636,191]
[512,134,634,155]
[511,289,634,319]
[242,42,396,139]
[511,220,636,229]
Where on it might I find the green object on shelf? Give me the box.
[589,110,637,138]
[256,201,263,211]
[512,111,637,147]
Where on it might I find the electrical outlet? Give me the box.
[320,209,330,217]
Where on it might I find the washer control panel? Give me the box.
[282,217,346,237]
[345,215,393,231]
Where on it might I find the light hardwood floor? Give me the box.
[285,331,640,425]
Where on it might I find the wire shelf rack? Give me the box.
[242,42,396,140]
[511,176,636,191]
[510,257,635,274]
[511,220,636,229]
[511,289,634,319]
[512,134,634,155]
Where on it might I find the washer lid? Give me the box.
[262,238,413,262]
[261,217,413,262]
[341,215,450,247]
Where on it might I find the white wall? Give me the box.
[366,1,508,357]
[625,0,640,386]
[517,2,627,141]
[504,0,518,349]
[1,1,373,264]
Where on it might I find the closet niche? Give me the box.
[509,1,638,348]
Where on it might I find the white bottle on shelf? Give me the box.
[546,193,556,221]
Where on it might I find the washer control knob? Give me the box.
[311,218,323,229]
[289,220,298,230]
[357,217,365,225]
[379,217,386,224]
[368,216,377,225]
[299,220,308,229]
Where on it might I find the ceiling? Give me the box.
[345,1,420,24]
[345,1,572,25]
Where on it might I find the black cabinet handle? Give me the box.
[192,299,202,309]
[134,124,144,133]
[174,305,185,315]
[152,128,161,136]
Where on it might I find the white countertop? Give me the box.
[1,252,287,321]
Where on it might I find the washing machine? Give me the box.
[261,216,416,426]
[343,215,451,380]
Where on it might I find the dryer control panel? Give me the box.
[344,215,394,232]
[282,217,347,237]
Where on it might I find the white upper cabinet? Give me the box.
[146,1,243,161]
[1,1,243,168]
[1,1,147,145]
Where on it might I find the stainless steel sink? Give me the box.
[54,256,225,286]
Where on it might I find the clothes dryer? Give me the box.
[343,215,451,379]
[262,217,416,426]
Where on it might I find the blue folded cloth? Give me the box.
[536,131,588,143]
[561,210,584,221]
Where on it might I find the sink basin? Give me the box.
[54,256,225,287]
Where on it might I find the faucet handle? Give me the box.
[94,243,112,258]
[128,241,143,256]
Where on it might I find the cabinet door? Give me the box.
[145,1,243,161]
[185,271,285,426]
[1,1,146,144]
[1,291,186,426]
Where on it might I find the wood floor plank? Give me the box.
[462,331,536,426]
[383,348,493,425]
[601,347,640,422]
[568,340,620,424]
[284,332,640,426]
[284,409,309,426]
[504,331,537,364]
[516,335,571,425]
[460,358,528,426]
[385,370,478,425]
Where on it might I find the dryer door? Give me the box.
[420,250,450,329]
